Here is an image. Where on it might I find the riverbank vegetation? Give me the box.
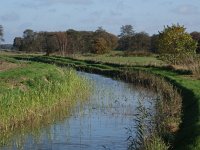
[0,59,90,134]
[2,53,198,150]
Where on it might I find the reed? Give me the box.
[0,62,91,133]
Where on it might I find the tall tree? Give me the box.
[44,33,59,56]
[23,29,35,40]
[119,25,135,38]
[22,29,37,52]
[55,32,67,56]
[118,25,135,51]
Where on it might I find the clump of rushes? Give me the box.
[124,69,182,149]
[0,62,90,132]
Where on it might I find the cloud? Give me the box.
[0,12,20,22]
[173,4,199,15]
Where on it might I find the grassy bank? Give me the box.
[0,60,90,133]
[1,52,200,149]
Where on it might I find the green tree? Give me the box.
[158,24,197,64]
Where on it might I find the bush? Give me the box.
[158,24,197,65]
[91,37,109,54]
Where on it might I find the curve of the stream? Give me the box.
[1,72,156,150]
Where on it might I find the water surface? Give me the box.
[1,72,155,150]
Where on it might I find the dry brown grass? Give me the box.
[0,61,19,72]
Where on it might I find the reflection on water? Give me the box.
[1,72,155,150]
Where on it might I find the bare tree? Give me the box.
[55,32,68,56]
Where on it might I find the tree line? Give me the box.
[13,25,156,55]
[0,24,199,55]
[13,27,118,55]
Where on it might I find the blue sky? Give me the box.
[0,0,200,43]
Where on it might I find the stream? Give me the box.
[1,72,156,150]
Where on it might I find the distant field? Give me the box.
[70,51,166,66]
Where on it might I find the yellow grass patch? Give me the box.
[0,61,20,72]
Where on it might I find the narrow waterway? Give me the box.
[1,72,156,150]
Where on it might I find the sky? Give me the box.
[0,0,200,43]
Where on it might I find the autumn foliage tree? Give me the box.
[93,27,118,51]
[158,24,197,64]
[91,37,108,54]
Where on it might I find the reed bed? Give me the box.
[122,69,182,150]
[0,62,90,133]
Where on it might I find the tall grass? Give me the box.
[0,62,91,132]
[123,69,182,149]
[128,98,169,150]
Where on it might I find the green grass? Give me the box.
[0,60,90,132]
[70,51,165,66]
[1,52,200,150]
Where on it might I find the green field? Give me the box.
[70,51,165,66]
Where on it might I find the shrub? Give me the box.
[91,37,109,54]
[158,24,197,65]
